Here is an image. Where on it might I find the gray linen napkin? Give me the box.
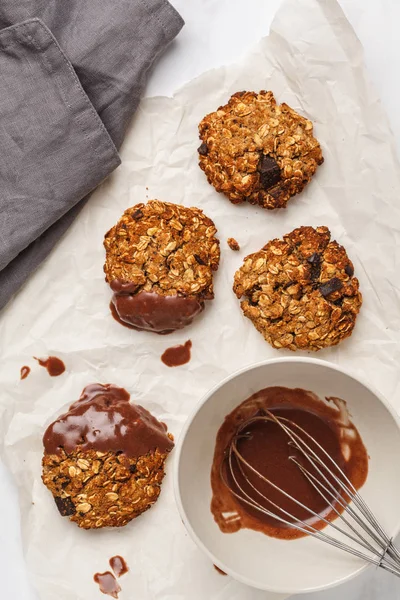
[0,0,183,311]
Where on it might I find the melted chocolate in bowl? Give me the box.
[211,387,368,540]
[110,280,204,334]
[43,383,174,457]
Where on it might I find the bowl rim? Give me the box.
[173,356,400,595]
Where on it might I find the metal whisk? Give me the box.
[222,410,400,578]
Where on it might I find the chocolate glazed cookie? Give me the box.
[198,91,323,209]
[233,226,362,351]
[42,384,174,529]
[104,200,220,333]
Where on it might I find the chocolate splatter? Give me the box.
[34,356,65,377]
[20,366,30,380]
[109,556,129,578]
[161,340,192,367]
[94,572,121,598]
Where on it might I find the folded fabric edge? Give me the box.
[0,18,121,271]
[141,0,185,40]
[0,2,185,313]
[0,200,87,312]
[21,18,121,166]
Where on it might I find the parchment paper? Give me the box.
[1,0,400,598]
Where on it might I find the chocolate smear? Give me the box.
[110,556,129,578]
[94,572,121,598]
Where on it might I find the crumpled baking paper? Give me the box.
[1,0,400,598]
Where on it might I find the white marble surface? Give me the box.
[1,0,400,598]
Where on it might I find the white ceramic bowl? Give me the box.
[174,358,400,595]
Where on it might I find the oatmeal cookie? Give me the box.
[233,226,362,351]
[198,91,323,209]
[42,447,170,529]
[42,384,174,529]
[104,200,220,332]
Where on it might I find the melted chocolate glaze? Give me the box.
[94,572,121,598]
[109,556,128,578]
[109,300,136,330]
[161,340,192,367]
[110,280,139,294]
[35,356,65,377]
[43,383,174,458]
[211,387,368,540]
[110,280,204,334]
[20,366,30,380]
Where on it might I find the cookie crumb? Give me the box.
[227,237,240,251]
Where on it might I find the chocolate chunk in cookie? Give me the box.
[198,91,323,209]
[307,252,322,282]
[319,277,343,297]
[54,496,76,516]
[104,200,220,333]
[233,226,362,351]
[258,154,281,190]
[198,142,208,156]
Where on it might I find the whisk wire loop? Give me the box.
[222,409,400,578]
